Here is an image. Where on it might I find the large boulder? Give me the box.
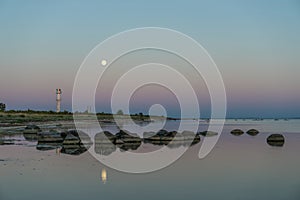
[267,134,285,147]
[246,129,259,136]
[230,129,244,136]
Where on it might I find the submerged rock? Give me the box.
[267,134,285,147]
[246,129,259,136]
[230,129,244,136]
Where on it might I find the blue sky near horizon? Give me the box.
[0,0,299,118]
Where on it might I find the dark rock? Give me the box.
[25,125,41,130]
[63,134,80,145]
[143,131,156,139]
[115,130,142,143]
[38,130,63,143]
[24,125,41,134]
[161,131,178,141]
[191,134,201,145]
[231,129,244,136]
[62,130,92,146]
[143,130,174,142]
[156,129,168,136]
[246,129,259,136]
[267,134,285,147]
[144,130,200,146]
[198,131,218,137]
[119,142,141,151]
[61,129,79,139]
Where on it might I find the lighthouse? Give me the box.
[56,89,62,113]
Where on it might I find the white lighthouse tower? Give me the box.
[56,88,62,113]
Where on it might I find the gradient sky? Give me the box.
[0,0,299,118]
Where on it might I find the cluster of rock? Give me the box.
[143,130,200,143]
[230,128,285,147]
[23,125,91,155]
[23,125,219,156]
[230,129,259,136]
[94,129,210,155]
[95,130,142,155]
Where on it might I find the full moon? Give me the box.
[101,59,107,66]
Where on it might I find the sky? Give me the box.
[0,0,299,118]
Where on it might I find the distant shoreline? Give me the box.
[0,110,299,128]
[0,111,176,127]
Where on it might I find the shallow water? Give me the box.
[1,119,300,200]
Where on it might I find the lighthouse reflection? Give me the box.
[101,168,107,184]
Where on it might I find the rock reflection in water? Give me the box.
[23,133,38,142]
[36,142,61,151]
[27,128,201,155]
[93,130,200,155]
[60,144,88,155]
[29,129,92,155]
[94,132,117,156]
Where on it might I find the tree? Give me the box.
[0,103,6,112]
[116,109,124,115]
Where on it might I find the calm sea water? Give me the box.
[1,119,300,200]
